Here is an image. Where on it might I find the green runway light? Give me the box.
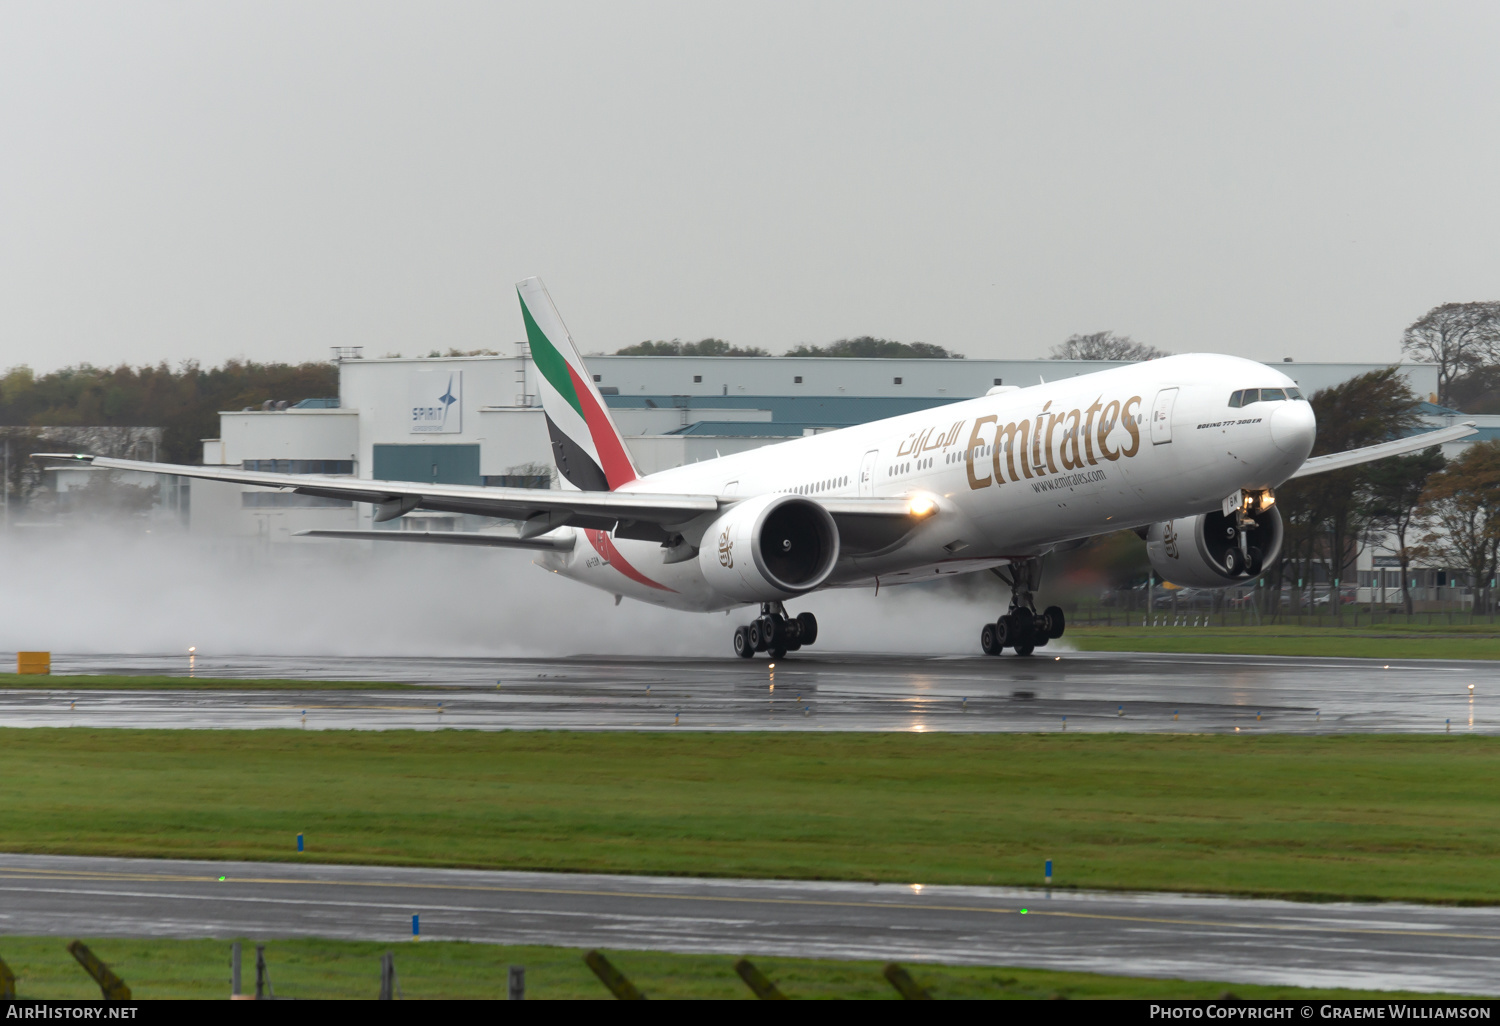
[1020,908,1028,914]
[218,876,225,881]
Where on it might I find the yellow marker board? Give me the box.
[17,652,50,675]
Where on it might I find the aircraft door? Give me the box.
[1150,388,1178,445]
[858,450,879,497]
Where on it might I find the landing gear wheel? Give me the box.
[747,621,765,651]
[1010,614,1036,657]
[1223,548,1243,576]
[733,626,754,658]
[980,622,1001,656]
[795,611,818,647]
[762,616,785,652]
[1245,546,1263,578]
[1041,605,1066,640]
[769,646,787,659]
[994,615,1013,650]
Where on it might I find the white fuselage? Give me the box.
[539,354,1316,612]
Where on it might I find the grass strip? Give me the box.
[0,674,420,690]
[2,729,1499,903]
[0,935,1464,1000]
[1066,625,1500,660]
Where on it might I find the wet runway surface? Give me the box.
[0,853,1494,994]
[0,650,1490,734]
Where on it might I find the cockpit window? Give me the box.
[1230,386,1303,408]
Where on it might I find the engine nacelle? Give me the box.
[1145,507,1283,589]
[698,493,840,602]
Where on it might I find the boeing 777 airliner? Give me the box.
[40,278,1475,658]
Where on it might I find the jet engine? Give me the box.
[1145,506,1283,589]
[698,493,840,602]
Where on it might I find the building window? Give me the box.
[794,376,803,384]
[693,375,702,383]
[893,377,903,385]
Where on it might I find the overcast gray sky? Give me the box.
[2,1,1497,372]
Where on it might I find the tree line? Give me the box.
[0,360,338,468]
[627,303,1500,413]
[1272,367,1499,616]
[614,336,964,358]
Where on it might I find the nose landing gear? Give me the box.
[1226,489,1272,578]
[733,602,818,659]
[981,559,1065,657]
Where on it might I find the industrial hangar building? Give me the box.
[189,351,1460,554]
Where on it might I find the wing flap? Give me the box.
[295,529,574,550]
[1288,423,1477,479]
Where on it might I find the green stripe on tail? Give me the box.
[520,296,583,419]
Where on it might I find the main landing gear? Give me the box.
[980,559,1065,657]
[733,602,818,659]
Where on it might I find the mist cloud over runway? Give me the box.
[0,529,1004,659]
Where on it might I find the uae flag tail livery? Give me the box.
[517,277,639,493]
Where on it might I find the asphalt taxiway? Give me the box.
[0,853,1493,995]
[0,650,1489,734]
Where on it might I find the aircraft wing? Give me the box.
[33,454,924,535]
[1287,422,1477,480]
[33,453,720,532]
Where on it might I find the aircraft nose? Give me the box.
[1270,401,1316,456]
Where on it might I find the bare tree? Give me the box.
[35,426,163,461]
[1418,439,1500,615]
[1049,332,1169,361]
[1401,302,1500,408]
[1363,447,1445,615]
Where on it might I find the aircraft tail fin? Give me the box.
[516,277,639,492]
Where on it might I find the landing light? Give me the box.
[908,496,937,517]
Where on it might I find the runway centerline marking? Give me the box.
[1,867,1496,944]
